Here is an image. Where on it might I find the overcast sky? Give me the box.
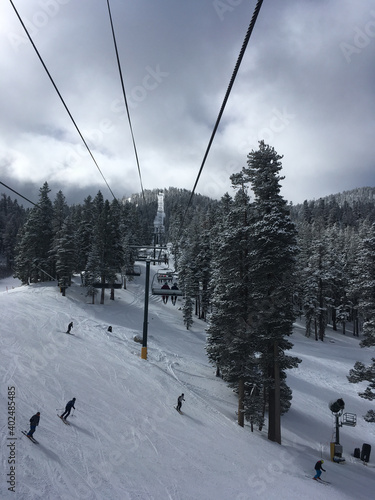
[1,0,374,207]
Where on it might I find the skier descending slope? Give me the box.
[176,393,185,413]
[59,398,76,422]
[26,411,40,439]
[313,459,326,481]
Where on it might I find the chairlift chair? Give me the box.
[151,274,183,296]
[125,265,141,276]
[156,269,174,282]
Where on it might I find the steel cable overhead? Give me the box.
[106,0,146,203]
[0,181,39,208]
[8,0,117,201]
[180,0,264,232]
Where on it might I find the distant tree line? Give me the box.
[0,193,27,276]
[5,183,156,303]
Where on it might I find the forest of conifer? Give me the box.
[1,147,375,433]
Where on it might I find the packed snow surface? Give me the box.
[1,264,375,499]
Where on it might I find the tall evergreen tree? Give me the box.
[54,215,76,295]
[14,182,54,283]
[207,187,262,428]
[50,190,70,280]
[1,198,26,270]
[85,195,124,304]
[241,141,301,442]
[74,196,95,274]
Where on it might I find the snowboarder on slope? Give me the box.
[60,398,76,420]
[66,322,73,334]
[313,459,326,480]
[177,393,185,412]
[27,412,40,438]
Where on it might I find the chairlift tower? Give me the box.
[329,398,357,462]
[153,192,165,246]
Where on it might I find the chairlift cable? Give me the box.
[180,0,264,234]
[0,181,39,208]
[106,0,146,204]
[8,0,117,201]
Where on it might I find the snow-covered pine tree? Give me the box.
[85,196,124,304]
[1,196,26,271]
[241,141,300,443]
[348,222,375,421]
[50,190,70,289]
[54,215,76,295]
[52,190,69,234]
[108,198,125,300]
[13,223,31,284]
[85,246,100,304]
[302,237,329,341]
[176,206,213,324]
[354,222,375,346]
[324,224,349,333]
[178,247,194,329]
[74,196,94,275]
[14,182,54,284]
[206,188,261,427]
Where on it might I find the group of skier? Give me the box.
[27,395,186,438]
[29,322,328,480]
[26,398,76,439]
[27,395,329,485]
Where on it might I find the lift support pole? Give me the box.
[141,259,150,360]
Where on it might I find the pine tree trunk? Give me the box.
[353,309,359,336]
[100,275,105,304]
[259,387,266,432]
[238,377,244,427]
[318,278,325,340]
[267,341,281,443]
[332,306,337,331]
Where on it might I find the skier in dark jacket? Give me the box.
[161,283,170,304]
[66,322,73,334]
[27,412,40,438]
[60,398,76,420]
[177,393,185,412]
[171,283,179,305]
[313,459,326,480]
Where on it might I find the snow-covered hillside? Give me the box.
[1,263,375,500]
